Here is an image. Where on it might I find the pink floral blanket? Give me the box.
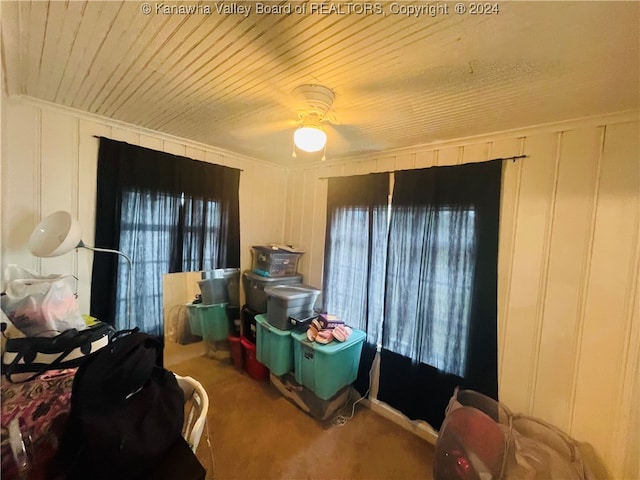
[1,368,76,479]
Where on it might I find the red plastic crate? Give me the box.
[240,336,268,381]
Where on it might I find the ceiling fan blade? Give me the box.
[325,123,387,158]
[230,118,297,140]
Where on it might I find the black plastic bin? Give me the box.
[241,305,259,343]
[227,305,241,337]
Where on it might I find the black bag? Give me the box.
[58,329,185,480]
[1,321,114,382]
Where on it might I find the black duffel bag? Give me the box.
[58,328,185,480]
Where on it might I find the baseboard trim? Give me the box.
[359,397,439,446]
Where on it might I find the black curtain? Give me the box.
[323,173,389,395]
[90,138,240,332]
[377,160,502,430]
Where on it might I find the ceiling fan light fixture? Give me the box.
[294,125,327,153]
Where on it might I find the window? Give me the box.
[91,138,240,334]
[322,174,389,340]
[115,189,224,333]
[179,196,222,271]
[323,206,385,334]
[384,205,477,377]
[323,161,502,427]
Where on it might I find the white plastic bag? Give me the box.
[1,265,86,337]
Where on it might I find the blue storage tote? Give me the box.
[290,328,366,400]
[199,303,230,341]
[255,314,294,376]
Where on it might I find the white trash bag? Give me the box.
[1,265,86,337]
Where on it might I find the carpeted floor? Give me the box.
[165,341,435,480]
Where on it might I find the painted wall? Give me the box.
[1,95,290,313]
[285,114,639,479]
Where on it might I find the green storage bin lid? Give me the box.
[243,270,303,284]
[193,302,228,309]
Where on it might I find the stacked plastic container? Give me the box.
[256,311,366,400]
[255,314,294,376]
[186,268,241,364]
[289,328,366,400]
[242,271,302,341]
[246,247,366,418]
[240,246,306,380]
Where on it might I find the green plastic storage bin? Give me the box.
[198,303,230,342]
[291,328,366,400]
[255,314,293,376]
[186,303,203,336]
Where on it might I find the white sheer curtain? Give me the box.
[117,189,222,334]
[383,205,477,376]
[322,205,388,341]
[322,173,390,396]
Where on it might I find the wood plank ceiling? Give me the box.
[2,1,638,165]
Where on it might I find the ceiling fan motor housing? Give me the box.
[294,84,335,120]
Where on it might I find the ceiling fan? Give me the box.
[286,83,403,160]
[291,84,336,161]
[228,82,378,161]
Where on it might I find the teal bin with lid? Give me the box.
[255,314,294,376]
[290,328,366,400]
